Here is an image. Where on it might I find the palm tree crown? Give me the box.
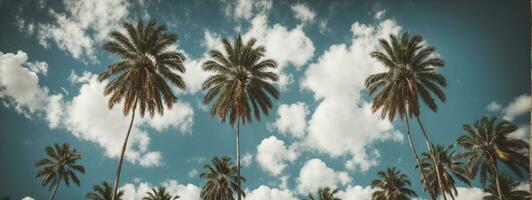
[483,173,530,200]
[200,156,245,200]
[142,186,179,200]
[34,143,85,200]
[86,182,124,200]
[308,187,341,200]
[99,19,186,117]
[371,167,417,200]
[419,144,470,199]
[365,32,446,120]
[201,34,279,126]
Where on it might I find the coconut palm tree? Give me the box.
[34,143,85,200]
[201,35,279,200]
[483,173,530,200]
[371,167,417,200]
[86,181,124,200]
[98,19,186,200]
[308,187,341,200]
[419,144,470,199]
[200,156,245,200]
[142,186,179,200]
[366,31,447,199]
[456,116,529,200]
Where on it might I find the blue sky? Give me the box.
[0,0,530,199]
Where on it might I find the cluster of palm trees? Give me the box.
[25,19,529,200]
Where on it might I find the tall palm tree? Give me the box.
[371,167,417,200]
[483,173,530,200]
[86,181,124,200]
[142,186,179,200]
[98,19,186,200]
[366,31,447,199]
[34,143,85,200]
[201,35,279,200]
[456,116,529,200]
[308,187,341,200]
[200,156,245,200]
[419,144,470,199]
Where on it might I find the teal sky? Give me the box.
[0,0,530,199]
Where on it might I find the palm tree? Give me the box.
[483,173,530,200]
[142,186,179,200]
[34,143,85,200]
[371,167,417,200]
[98,19,186,200]
[308,187,341,200]
[86,181,124,200]
[201,35,279,200]
[366,31,447,199]
[456,116,529,200]
[200,156,245,200]
[419,144,470,199]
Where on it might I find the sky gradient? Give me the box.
[0,0,530,199]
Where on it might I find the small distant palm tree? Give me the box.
[419,144,470,199]
[34,143,85,200]
[371,167,417,200]
[201,35,279,200]
[142,186,179,200]
[200,156,245,200]
[86,181,124,200]
[366,31,447,199]
[99,19,186,200]
[308,187,341,200]
[456,117,529,200]
[483,173,530,200]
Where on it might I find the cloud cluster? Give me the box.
[291,3,316,23]
[296,158,352,194]
[502,94,530,121]
[245,185,297,200]
[222,0,272,20]
[256,136,298,176]
[121,180,201,200]
[269,102,308,138]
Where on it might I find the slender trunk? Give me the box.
[529,0,532,195]
[490,156,504,200]
[236,121,241,200]
[49,179,60,200]
[112,97,138,200]
[415,116,447,200]
[405,117,435,200]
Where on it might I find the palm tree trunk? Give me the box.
[415,116,447,200]
[236,121,242,200]
[112,97,138,200]
[49,179,60,200]
[489,156,504,200]
[405,117,435,200]
[529,0,532,195]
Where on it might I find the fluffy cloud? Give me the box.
[243,14,315,88]
[300,18,403,171]
[337,185,375,200]
[509,125,529,141]
[269,102,308,138]
[121,180,201,200]
[291,3,316,23]
[245,185,297,200]
[452,187,486,200]
[21,197,35,200]
[223,0,272,20]
[0,51,64,128]
[296,159,352,194]
[64,72,194,167]
[256,136,298,176]
[374,10,386,20]
[503,94,530,121]
[36,0,133,63]
[486,101,502,112]
[242,152,253,167]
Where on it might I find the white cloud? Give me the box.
[21,197,35,200]
[300,19,403,172]
[0,51,63,128]
[223,0,272,20]
[486,101,502,112]
[121,180,201,200]
[516,182,530,192]
[374,10,386,20]
[503,94,530,121]
[291,3,316,23]
[188,169,198,178]
[242,152,253,167]
[337,185,375,200]
[269,102,308,138]
[36,0,133,63]
[509,125,529,142]
[453,187,486,200]
[256,136,298,176]
[245,185,297,200]
[318,20,330,34]
[243,14,315,88]
[296,159,352,194]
